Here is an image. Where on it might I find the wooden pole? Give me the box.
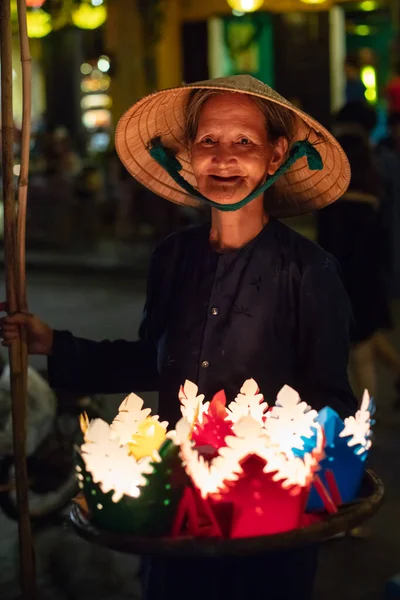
[0,0,36,598]
[16,0,31,313]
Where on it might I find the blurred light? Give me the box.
[226,0,264,12]
[82,109,111,129]
[12,69,17,81]
[26,0,46,6]
[365,88,377,102]
[99,75,110,91]
[300,0,327,4]
[81,79,99,93]
[13,165,21,177]
[81,93,112,110]
[89,132,111,153]
[91,0,104,5]
[232,9,245,16]
[362,66,376,88]
[10,0,18,20]
[97,56,110,72]
[26,9,52,38]
[359,0,378,10]
[361,65,377,105]
[355,24,371,35]
[72,2,107,30]
[80,62,92,75]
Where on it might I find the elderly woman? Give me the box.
[1,76,355,599]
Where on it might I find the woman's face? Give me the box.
[190,94,285,205]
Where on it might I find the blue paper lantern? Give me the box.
[305,399,374,512]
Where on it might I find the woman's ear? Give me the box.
[267,137,289,175]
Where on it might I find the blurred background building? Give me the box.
[1,0,400,257]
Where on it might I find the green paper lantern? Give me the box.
[76,439,188,535]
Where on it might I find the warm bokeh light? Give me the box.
[80,62,92,75]
[81,93,112,110]
[82,108,111,129]
[26,0,46,7]
[355,24,371,35]
[97,56,110,73]
[361,66,377,105]
[359,0,378,10]
[26,9,52,38]
[227,0,265,12]
[71,1,107,29]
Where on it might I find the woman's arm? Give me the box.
[47,331,159,394]
[296,252,358,419]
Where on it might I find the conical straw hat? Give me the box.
[115,75,350,217]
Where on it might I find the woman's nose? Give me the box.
[211,143,237,167]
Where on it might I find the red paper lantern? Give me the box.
[26,0,46,7]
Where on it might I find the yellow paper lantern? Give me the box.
[72,1,107,30]
[26,9,52,38]
[128,418,167,461]
[227,0,265,12]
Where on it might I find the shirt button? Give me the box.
[201,360,209,369]
[211,307,219,316]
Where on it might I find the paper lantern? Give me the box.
[26,8,52,38]
[178,380,209,424]
[306,390,374,511]
[77,394,187,534]
[72,1,107,30]
[265,384,318,456]
[227,377,269,422]
[76,378,372,539]
[26,0,46,7]
[191,390,235,451]
[227,0,265,12]
[174,412,325,537]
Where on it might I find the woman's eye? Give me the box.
[202,137,216,145]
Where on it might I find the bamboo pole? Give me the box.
[0,0,36,598]
[16,0,31,313]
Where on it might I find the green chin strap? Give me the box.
[148,137,323,212]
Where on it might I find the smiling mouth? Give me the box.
[209,175,242,184]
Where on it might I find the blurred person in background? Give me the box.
[386,61,400,117]
[318,108,400,403]
[44,127,82,179]
[344,55,367,104]
[41,127,82,248]
[380,112,400,154]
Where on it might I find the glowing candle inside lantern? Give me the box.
[128,418,167,460]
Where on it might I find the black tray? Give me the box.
[70,469,384,558]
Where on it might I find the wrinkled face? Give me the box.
[190,94,278,205]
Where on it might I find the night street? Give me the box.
[0,269,399,600]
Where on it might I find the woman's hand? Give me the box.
[0,303,54,355]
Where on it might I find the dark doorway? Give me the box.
[273,11,331,127]
[182,21,209,84]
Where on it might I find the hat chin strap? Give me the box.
[148,138,323,213]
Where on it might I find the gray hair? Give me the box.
[185,88,296,146]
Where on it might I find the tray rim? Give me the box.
[69,468,384,558]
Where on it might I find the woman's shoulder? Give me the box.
[270,218,335,272]
[151,224,208,261]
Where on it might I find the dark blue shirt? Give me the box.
[48,218,356,425]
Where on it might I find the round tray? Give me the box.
[70,469,384,558]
